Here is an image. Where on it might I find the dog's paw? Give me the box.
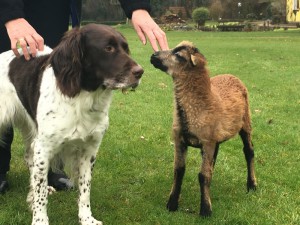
[31,216,49,225]
[80,216,103,225]
[47,186,56,195]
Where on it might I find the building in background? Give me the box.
[287,0,300,21]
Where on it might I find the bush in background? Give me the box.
[192,7,210,28]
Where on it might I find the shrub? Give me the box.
[192,7,210,28]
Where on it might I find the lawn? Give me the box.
[0,27,299,225]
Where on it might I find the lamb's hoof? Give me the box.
[247,180,257,192]
[200,205,212,217]
[166,196,179,211]
[80,217,103,225]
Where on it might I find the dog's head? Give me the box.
[150,41,206,77]
[49,24,144,97]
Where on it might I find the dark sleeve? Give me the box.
[118,0,151,19]
[0,0,25,25]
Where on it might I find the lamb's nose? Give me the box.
[132,65,144,79]
[152,51,159,57]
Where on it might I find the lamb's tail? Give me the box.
[242,87,252,134]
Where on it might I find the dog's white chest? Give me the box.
[36,70,112,143]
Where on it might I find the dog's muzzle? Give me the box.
[132,64,144,80]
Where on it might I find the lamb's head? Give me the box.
[150,41,206,77]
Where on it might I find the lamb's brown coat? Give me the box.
[150,41,257,217]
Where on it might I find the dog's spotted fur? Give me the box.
[0,24,143,225]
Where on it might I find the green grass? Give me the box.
[1,27,300,225]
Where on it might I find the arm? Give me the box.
[118,0,168,51]
[0,0,25,25]
[0,0,44,60]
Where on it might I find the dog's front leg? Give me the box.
[78,147,102,225]
[28,141,51,225]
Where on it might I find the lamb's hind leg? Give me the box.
[239,129,257,191]
[167,139,188,212]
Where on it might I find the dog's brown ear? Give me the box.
[49,27,83,98]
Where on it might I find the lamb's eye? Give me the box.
[175,52,186,62]
[105,46,114,52]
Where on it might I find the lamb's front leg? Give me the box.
[167,132,188,212]
[28,142,51,225]
[198,142,216,217]
[78,147,102,225]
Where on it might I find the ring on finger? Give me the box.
[16,38,25,48]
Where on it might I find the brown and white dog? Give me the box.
[0,24,143,225]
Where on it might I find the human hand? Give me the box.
[5,18,44,60]
[131,10,169,51]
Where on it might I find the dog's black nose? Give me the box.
[132,65,144,79]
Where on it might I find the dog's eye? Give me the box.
[105,46,115,52]
[121,43,129,53]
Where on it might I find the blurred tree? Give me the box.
[150,0,168,17]
[82,0,125,22]
[192,0,211,8]
[271,0,286,22]
[80,0,286,23]
[209,0,223,20]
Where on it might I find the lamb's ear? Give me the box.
[191,54,200,66]
[191,53,206,66]
[49,27,83,98]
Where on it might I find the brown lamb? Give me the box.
[150,41,257,217]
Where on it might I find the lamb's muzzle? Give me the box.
[150,52,168,72]
[151,41,257,217]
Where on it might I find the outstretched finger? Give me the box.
[18,38,30,60]
[146,30,159,52]
[153,29,169,50]
[25,35,38,57]
[32,33,44,51]
[134,24,147,46]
